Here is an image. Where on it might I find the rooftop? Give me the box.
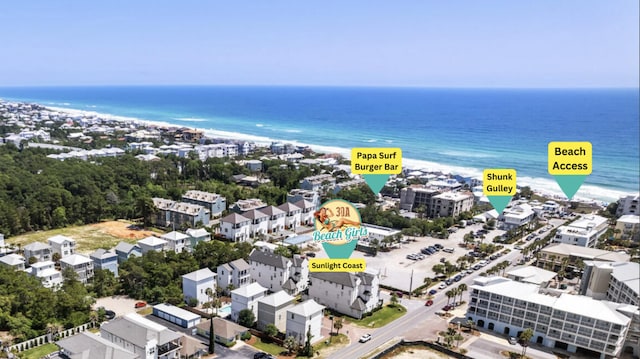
[542,243,630,262]
[182,267,216,282]
[57,331,138,359]
[154,303,201,322]
[60,254,92,266]
[506,265,557,285]
[258,290,295,307]
[287,299,325,317]
[231,282,267,298]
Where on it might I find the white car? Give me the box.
[359,334,372,343]
[438,282,447,289]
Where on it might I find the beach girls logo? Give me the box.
[313,199,368,259]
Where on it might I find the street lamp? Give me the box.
[329,315,334,342]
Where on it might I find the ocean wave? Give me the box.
[256,123,264,127]
[173,117,208,122]
[385,140,394,143]
[284,129,302,133]
[438,150,497,158]
[35,103,635,203]
[365,139,378,143]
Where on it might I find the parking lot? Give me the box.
[313,222,506,292]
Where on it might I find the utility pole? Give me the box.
[408,269,414,299]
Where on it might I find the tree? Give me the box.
[390,292,399,307]
[333,317,343,336]
[238,308,256,328]
[457,283,467,303]
[445,290,455,305]
[264,323,278,338]
[519,328,534,358]
[283,335,298,354]
[300,325,314,357]
[208,318,215,354]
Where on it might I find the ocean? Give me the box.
[0,86,638,203]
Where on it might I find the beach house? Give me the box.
[90,248,119,277]
[308,270,381,319]
[115,241,142,263]
[285,299,325,345]
[278,202,302,230]
[182,267,216,306]
[217,258,252,291]
[219,213,251,242]
[257,290,296,332]
[48,234,77,258]
[230,282,268,323]
[23,242,52,262]
[161,231,191,253]
[248,250,309,295]
[60,254,95,284]
[138,236,168,254]
[29,261,62,288]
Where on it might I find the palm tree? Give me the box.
[466,319,476,334]
[457,283,467,303]
[519,328,534,358]
[445,290,455,305]
[333,317,343,336]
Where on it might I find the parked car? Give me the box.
[440,257,446,263]
[406,254,416,260]
[104,310,116,320]
[508,337,518,345]
[438,282,447,289]
[359,334,372,343]
[306,252,316,257]
[443,247,455,253]
[434,243,443,250]
[445,279,453,285]
[421,248,431,255]
[453,275,462,282]
[428,289,438,295]
[425,300,434,306]
[442,305,453,311]
[135,301,147,308]
[254,352,276,359]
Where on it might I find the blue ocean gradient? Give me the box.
[0,86,637,202]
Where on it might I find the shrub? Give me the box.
[241,331,252,341]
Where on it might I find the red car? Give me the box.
[425,300,434,306]
[442,304,453,311]
[135,301,147,308]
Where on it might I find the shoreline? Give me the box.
[7,101,636,204]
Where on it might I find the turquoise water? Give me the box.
[0,86,637,202]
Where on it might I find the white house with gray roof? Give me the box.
[219,213,251,242]
[217,258,252,291]
[257,290,296,332]
[244,209,269,238]
[181,190,226,218]
[182,267,216,306]
[161,231,190,253]
[48,235,77,258]
[57,331,139,359]
[138,236,168,254]
[230,282,268,323]
[248,249,309,295]
[293,199,316,226]
[100,313,182,359]
[60,254,94,284]
[260,206,286,233]
[285,299,325,345]
[0,253,25,271]
[308,269,381,319]
[90,248,119,277]
[277,202,302,230]
[185,228,211,247]
[24,241,52,262]
[29,260,62,289]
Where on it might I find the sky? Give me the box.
[0,1,638,87]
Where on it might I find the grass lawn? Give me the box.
[251,336,286,356]
[8,220,159,253]
[18,343,58,359]
[350,305,407,328]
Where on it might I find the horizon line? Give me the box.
[0,84,638,90]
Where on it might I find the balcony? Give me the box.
[158,341,181,356]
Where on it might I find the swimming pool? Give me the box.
[217,304,231,317]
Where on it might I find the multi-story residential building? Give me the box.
[168,202,210,228]
[287,189,321,210]
[138,236,168,254]
[60,254,95,284]
[161,231,191,253]
[399,185,440,212]
[152,198,176,227]
[429,191,474,218]
[580,261,639,306]
[332,178,366,195]
[292,199,316,226]
[537,243,630,272]
[115,241,142,264]
[90,248,119,277]
[308,270,381,319]
[552,215,609,248]
[506,265,556,286]
[500,203,536,231]
[467,276,633,359]
[248,250,309,295]
[299,174,335,192]
[278,202,302,230]
[615,215,640,241]
[57,331,139,359]
[245,159,263,172]
[29,260,62,288]
[48,235,76,258]
[230,282,268,323]
[244,209,269,239]
[260,206,286,233]
[0,253,25,271]
[257,290,296,332]
[219,213,251,242]
[285,299,325,345]
[616,194,639,217]
[217,259,252,291]
[100,313,182,359]
[229,198,267,214]
[185,228,211,248]
[182,267,216,306]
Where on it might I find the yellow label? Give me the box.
[483,169,517,196]
[548,141,592,175]
[351,148,402,174]
[309,258,367,272]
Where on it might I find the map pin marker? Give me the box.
[483,169,517,213]
[548,142,592,200]
[351,148,402,195]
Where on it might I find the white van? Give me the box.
[443,247,455,253]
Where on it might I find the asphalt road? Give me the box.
[327,247,524,359]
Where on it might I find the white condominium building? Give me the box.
[552,215,608,248]
[467,277,635,359]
